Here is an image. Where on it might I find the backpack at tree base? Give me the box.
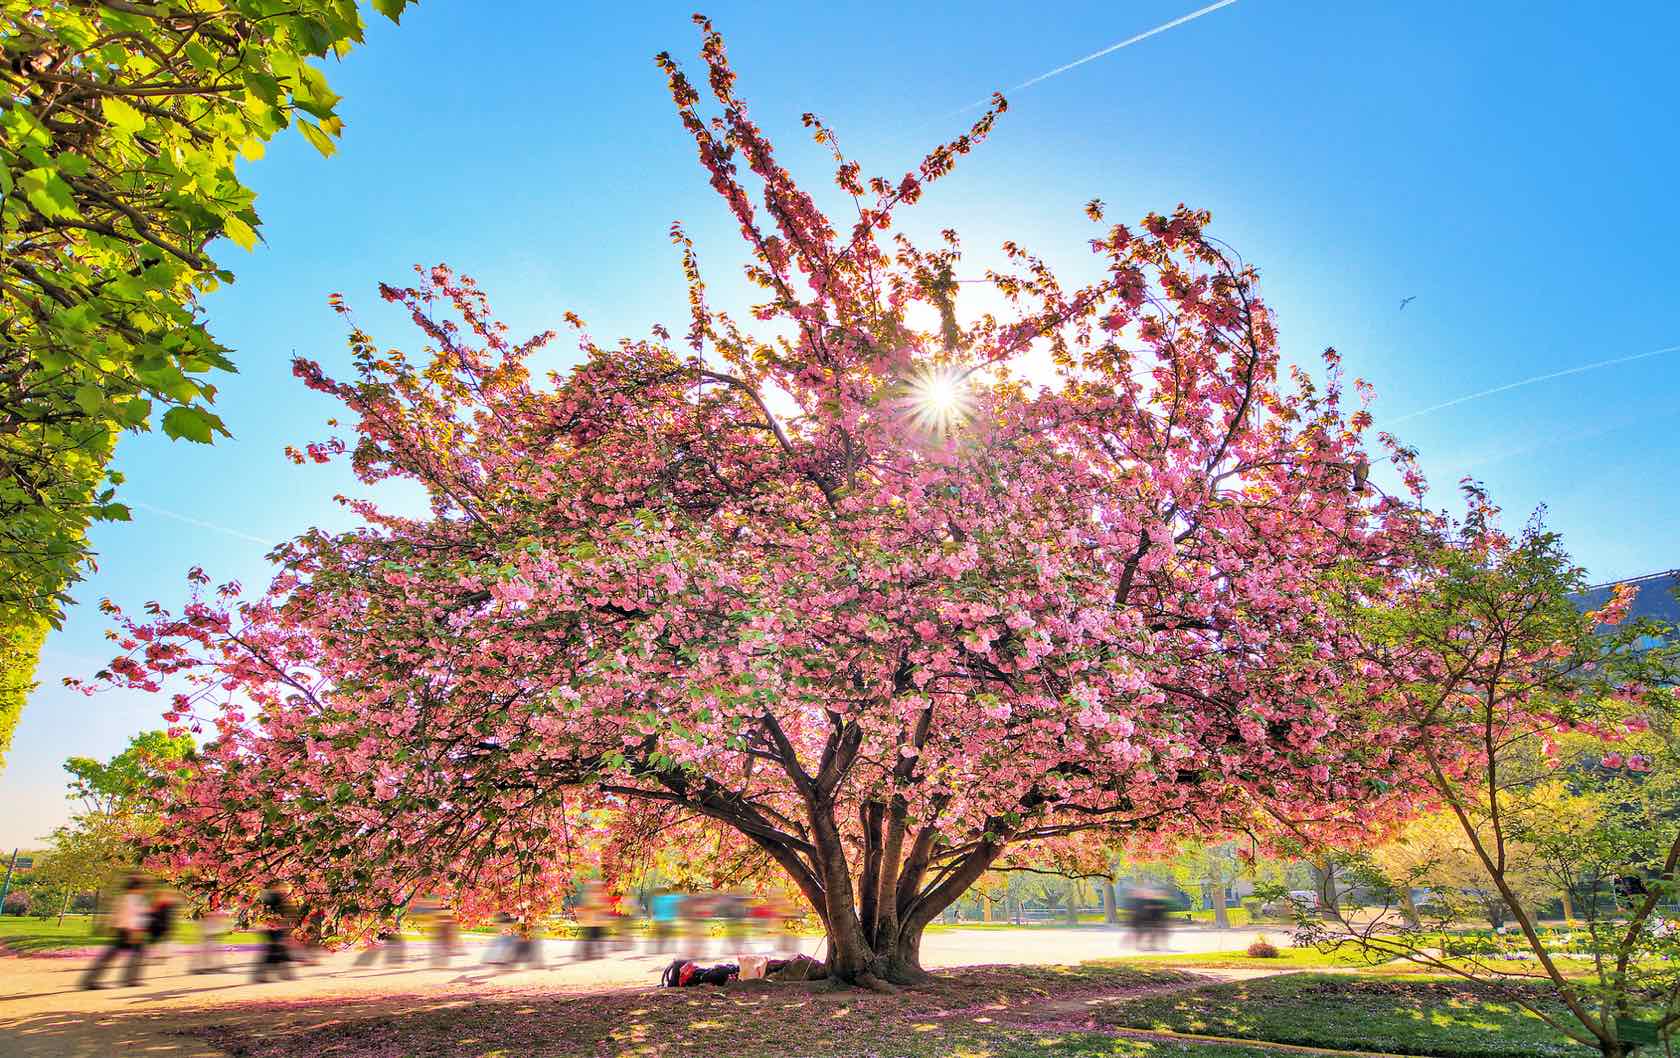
[659,959,738,987]
[659,959,695,987]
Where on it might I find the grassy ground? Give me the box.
[0,914,268,952]
[1106,945,1386,971]
[1092,972,1594,1058]
[176,964,1286,1058]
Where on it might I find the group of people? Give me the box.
[80,875,306,989]
[482,884,801,966]
[80,876,177,989]
[78,876,804,990]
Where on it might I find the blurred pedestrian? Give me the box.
[576,880,608,960]
[483,911,517,965]
[1128,885,1171,952]
[191,905,230,974]
[429,904,461,967]
[650,889,681,953]
[81,875,149,989]
[252,888,297,983]
[145,891,179,964]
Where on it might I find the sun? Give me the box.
[904,365,973,437]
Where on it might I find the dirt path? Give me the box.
[0,926,1275,1057]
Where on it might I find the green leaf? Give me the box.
[243,70,282,105]
[99,96,146,136]
[161,406,223,444]
[20,167,79,220]
[221,214,258,251]
[73,384,103,416]
[372,0,413,24]
[293,63,342,119]
[296,119,337,158]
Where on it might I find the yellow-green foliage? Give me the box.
[0,617,47,767]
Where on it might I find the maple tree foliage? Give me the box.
[1301,499,1680,1058]
[87,19,1437,986]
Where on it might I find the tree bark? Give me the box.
[1103,878,1120,925]
[1310,858,1340,916]
[1398,885,1421,928]
[1211,877,1230,929]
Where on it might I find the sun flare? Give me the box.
[905,366,972,437]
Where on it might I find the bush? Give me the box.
[3,890,31,915]
[1241,897,1264,919]
[1247,936,1281,958]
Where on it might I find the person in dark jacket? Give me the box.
[252,888,297,983]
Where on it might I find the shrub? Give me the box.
[1246,936,1281,958]
[3,890,31,915]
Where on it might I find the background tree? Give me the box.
[93,19,1431,989]
[1302,504,1680,1058]
[1171,840,1244,928]
[0,0,413,764]
[1369,808,1552,929]
[34,816,128,923]
[34,728,192,918]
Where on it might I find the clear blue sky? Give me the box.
[5,0,1677,848]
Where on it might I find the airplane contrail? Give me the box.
[950,0,1241,116]
[129,500,278,548]
[1389,343,1680,424]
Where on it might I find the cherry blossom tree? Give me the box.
[88,19,1433,987]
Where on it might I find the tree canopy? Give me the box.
[0,0,412,762]
[1305,503,1680,1058]
[91,19,1438,987]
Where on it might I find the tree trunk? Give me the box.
[1398,885,1421,928]
[1559,886,1576,926]
[983,895,994,922]
[57,889,71,927]
[1065,880,1081,926]
[1211,879,1230,929]
[1310,858,1340,916]
[1103,879,1120,925]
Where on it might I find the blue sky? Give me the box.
[5,0,1678,848]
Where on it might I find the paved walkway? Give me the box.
[0,925,1271,1057]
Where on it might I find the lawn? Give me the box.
[1093,972,1594,1058]
[0,913,268,953]
[1105,945,1386,971]
[176,963,1284,1058]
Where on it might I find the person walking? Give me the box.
[649,889,681,953]
[145,892,179,965]
[252,888,297,983]
[81,876,150,989]
[575,881,607,960]
[192,905,230,974]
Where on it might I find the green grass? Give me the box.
[1104,945,1389,971]
[0,913,268,952]
[1094,973,1593,1058]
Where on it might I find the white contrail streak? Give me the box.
[1389,343,1680,424]
[950,0,1241,115]
[129,500,277,548]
